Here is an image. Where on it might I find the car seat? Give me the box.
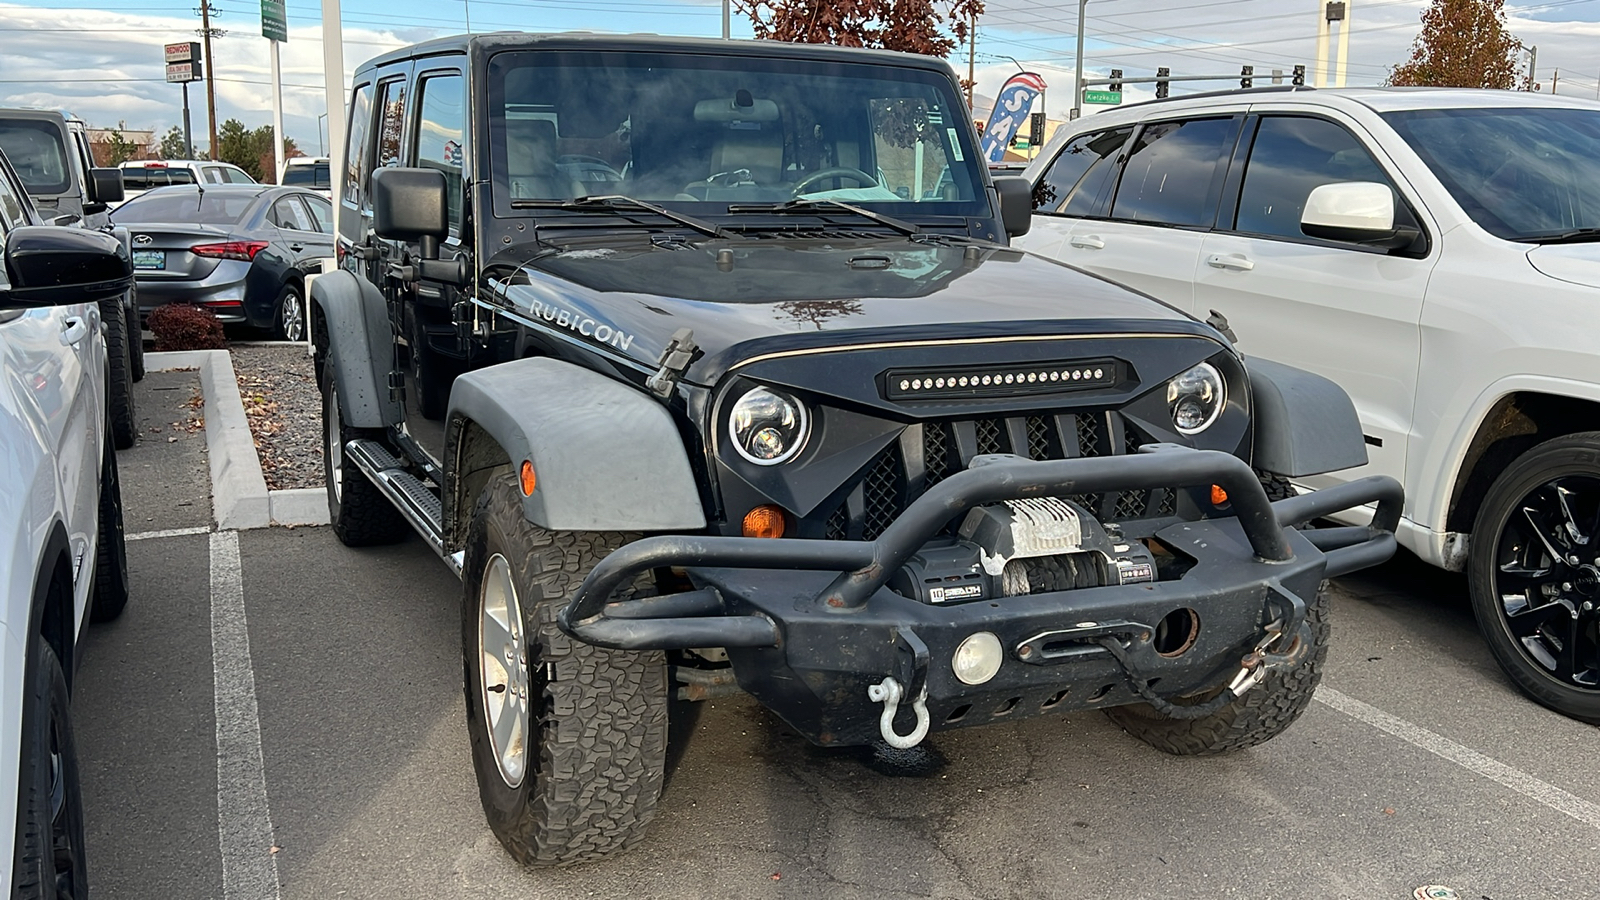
[505,119,581,200]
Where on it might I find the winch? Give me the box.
[888,497,1157,605]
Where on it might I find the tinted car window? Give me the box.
[110,190,260,224]
[223,166,256,184]
[0,118,70,194]
[272,196,315,231]
[203,167,226,184]
[0,168,26,232]
[1110,117,1236,227]
[344,82,374,207]
[303,194,333,232]
[415,73,466,230]
[121,167,197,189]
[377,79,407,169]
[1235,116,1393,240]
[1034,126,1130,215]
[282,164,330,187]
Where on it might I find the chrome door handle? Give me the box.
[1206,253,1255,271]
[1069,235,1105,250]
[60,316,88,345]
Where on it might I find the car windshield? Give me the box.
[282,163,330,187]
[1383,107,1600,242]
[0,118,71,195]
[486,50,986,220]
[120,167,198,190]
[109,189,260,224]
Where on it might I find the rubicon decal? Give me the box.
[522,297,635,352]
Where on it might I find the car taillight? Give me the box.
[191,241,268,261]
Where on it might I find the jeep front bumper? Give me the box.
[557,446,1402,747]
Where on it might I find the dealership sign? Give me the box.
[261,0,288,41]
[164,41,202,83]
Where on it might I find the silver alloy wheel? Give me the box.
[479,552,530,789]
[326,380,343,504]
[280,289,304,342]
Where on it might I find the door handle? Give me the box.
[1206,253,1255,272]
[60,316,87,346]
[1069,234,1105,250]
[289,243,304,252]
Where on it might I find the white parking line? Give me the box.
[1317,686,1600,830]
[209,530,282,900]
[127,525,212,542]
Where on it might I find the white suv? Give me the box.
[1018,87,1600,722]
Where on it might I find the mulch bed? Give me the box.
[232,343,324,491]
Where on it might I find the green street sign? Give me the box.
[261,0,287,42]
[1083,90,1123,105]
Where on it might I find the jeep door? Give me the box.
[1032,114,1242,312]
[1193,111,1435,492]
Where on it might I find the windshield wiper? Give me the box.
[1513,227,1600,245]
[725,198,921,236]
[510,194,735,240]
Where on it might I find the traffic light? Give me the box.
[1156,67,1170,99]
[1240,65,1253,89]
[1109,68,1123,92]
[1292,64,1306,86]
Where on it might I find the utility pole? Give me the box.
[1552,68,1559,95]
[1071,0,1088,120]
[197,1,222,159]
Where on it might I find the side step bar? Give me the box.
[345,439,464,576]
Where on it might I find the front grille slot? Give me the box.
[819,413,1170,538]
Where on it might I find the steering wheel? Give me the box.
[791,167,878,197]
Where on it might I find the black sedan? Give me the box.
[108,184,334,340]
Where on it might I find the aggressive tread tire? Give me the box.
[1468,432,1600,724]
[11,636,88,899]
[1105,584,1330,755]
[91,440,130,623]
[462,475,668,866]
[322,368,407,547]
[1256,470,1296,502]
[103,297,138,449]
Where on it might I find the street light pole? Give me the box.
[1072,0,1088,120]
[317,112,328,156]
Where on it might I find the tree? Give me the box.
[215,118,297,182]
[1388,0,1529,89]
[159,126,189,160]
[736,0,984,57]
[91,122,141,166]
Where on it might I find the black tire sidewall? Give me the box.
[275,284,304,342]
[11,639,87,899]
[1467,432,1600,722]
[91,441,130,623]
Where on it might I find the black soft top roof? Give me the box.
[353,32,958,80]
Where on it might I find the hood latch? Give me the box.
[646,327,697,400]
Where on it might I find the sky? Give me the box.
[1,0,1597,158]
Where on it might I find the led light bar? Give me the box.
[884,359,1118,400]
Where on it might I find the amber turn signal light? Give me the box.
[1210,484,1228,505]
[520,460,537,496]
[742,505,787,539]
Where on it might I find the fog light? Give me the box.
[742,504,787,539]
[952,632,1004,685]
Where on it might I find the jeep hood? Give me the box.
[487,238,1206,384]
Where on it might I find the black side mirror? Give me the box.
[992,175,1032,239]
[371,167,448,259]
[87,167,125,205]
[0,226,132,309]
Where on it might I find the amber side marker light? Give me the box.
[1210,484,1229,506]
[742,505,787,539]
[520,461,537,496]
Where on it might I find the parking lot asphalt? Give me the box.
[74,376,1600,900]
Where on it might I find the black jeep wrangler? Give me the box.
[314,33,1403,867]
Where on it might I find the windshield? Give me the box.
[1384,107,1600,241]
[0,118,71,195]
[282,163,330,187]
[486,50,985,220]
[110,189,262,225]
[121,167,198,190]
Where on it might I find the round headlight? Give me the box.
[1166,362,1226,435]
[728,387,809,465]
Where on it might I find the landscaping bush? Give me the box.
[147,303,227,351]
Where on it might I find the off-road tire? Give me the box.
[461,475,668,866]
[1256,470,1296,502]
[11,637,88,899]
[322,368,407,546]
[1105,583,1330,755]
[102,297,138,449]
[1468,433,1600,724]
[91,439,130,623]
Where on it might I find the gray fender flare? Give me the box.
[1246,356,1368,478]
[443,357,706,547]
[310,269,400,428]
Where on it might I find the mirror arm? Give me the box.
[419,234,440,260]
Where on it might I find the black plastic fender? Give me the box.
[442,357,706,546]
[1246,356,1368,477]
[310,269,400,428]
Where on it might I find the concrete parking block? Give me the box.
[269,488,330,527]
[147,349,271,530]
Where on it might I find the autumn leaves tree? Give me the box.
[1388,0,1529,89]
[736,0,985,56]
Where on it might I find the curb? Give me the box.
[146,350,329,530]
